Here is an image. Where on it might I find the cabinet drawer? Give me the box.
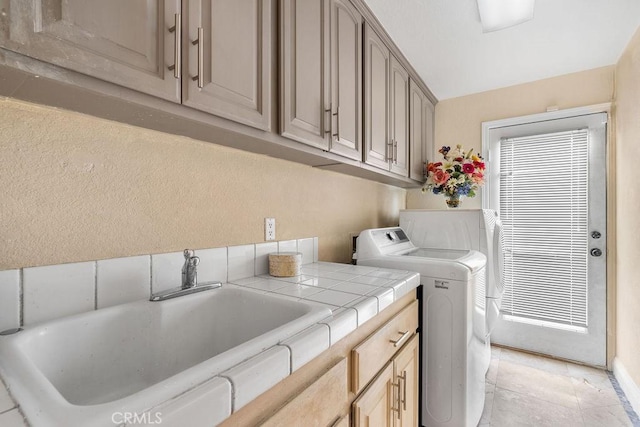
[351,300,418,394]
[261,358,348,427]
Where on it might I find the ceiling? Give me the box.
[363,0,640,100]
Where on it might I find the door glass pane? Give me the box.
[499,129,588,328]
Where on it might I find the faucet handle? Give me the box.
[189,256,200,266]
[184,249,195,259]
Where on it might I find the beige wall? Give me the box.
[407,66,615,209]
[614,27,640,386]
[0,99,405,269]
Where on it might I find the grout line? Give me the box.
[18,269,24,327]
[607,371,640,426]
[93,261,98,310]
[149,255,153,297]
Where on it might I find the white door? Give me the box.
[484,111,607,366]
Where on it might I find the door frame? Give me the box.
[481,103,615,368]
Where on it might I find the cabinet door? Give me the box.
[329,0,362,160]
[390,55,409,177]
[409,80,429,181]
[280,0,330,149]
[352,361,395,427]
[363,24,391,171]
[184,0,272,131]
[395,333,419,427]
[0,0,180,102]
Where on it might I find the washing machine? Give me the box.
[354,227,487,427]
[400,209,505,347]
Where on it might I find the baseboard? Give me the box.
[613,357,640,416]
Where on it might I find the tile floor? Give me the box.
[481,347,639,426]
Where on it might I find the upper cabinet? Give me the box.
[364,24,409,177]
[0,0,434,186]
[409,79,434,182]
[390,55,409,177]
[330,0,362,159]
[280,0,362,161]
[363,23,391,171]
[0,0,181,102]
[0,0,271,131]
[184,0,272,130]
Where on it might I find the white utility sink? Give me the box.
[0,286,331,426]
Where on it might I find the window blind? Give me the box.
[499,129,588,328]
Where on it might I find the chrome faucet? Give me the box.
[182,249,200,289]
[150,249,221,302]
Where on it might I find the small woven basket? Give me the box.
[268,252,302,277]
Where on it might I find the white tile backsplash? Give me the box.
[23,261,95,325]
[254,242,277,276]
[297,238,314,265]
[0,237,326,330]
[151,251,185,294]
[227,245,255,282]
[0,270,20,332]
[277,240,297,253]
[313,237,319,262]
[97,255,150,308]
[197,247,228,283]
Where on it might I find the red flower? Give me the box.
[433,170,450,185]
[473,161,485,170]
[455,157,464,162]
[462,163,475,174]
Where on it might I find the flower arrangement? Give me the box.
[422,145,486,208]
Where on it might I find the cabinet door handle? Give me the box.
[399,370,407,410]
[390,330,411,347]
[324,105,332,134]
[391,380,401,419]
[386,141,393,162]
[393,140,398,164]
[192,27,204,88]
[168,13,182,79]
[332,106,340,139]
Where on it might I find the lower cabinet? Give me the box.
[352,333,419,427]
[216,292,419,427]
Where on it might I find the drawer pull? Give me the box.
[390,330,411,348]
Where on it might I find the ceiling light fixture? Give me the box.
[477,0,535,33]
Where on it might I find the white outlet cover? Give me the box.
[265,218,276,241]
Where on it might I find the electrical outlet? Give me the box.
[265,218,276,241]
[349,232,360,265]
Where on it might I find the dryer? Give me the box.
[400,209,505,341]
[355,227,487,427]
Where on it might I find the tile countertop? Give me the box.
[0,262,420,427]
